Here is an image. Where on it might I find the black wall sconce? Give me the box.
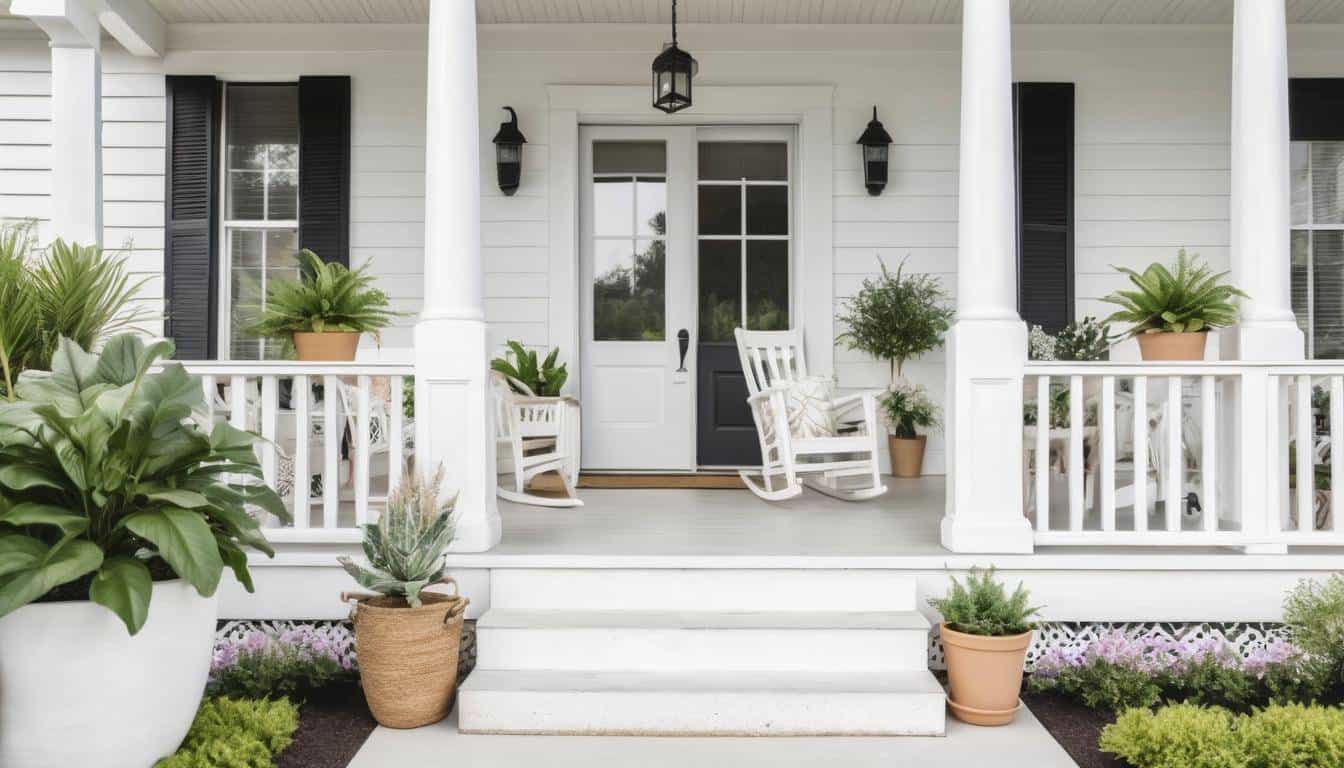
[492,107,527,196]
[857,106,893,196]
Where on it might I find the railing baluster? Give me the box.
[1333,376,1343,533]
[389,376,404,493]
[229,375,247,430]
[260,376,278,491]
[1267,375,1285,536]
[323,375,339,530]
[1069,374,1084,531]
[1165,376,1182,532]
[1133,376,1148,532]
[1035,375,1050,531]
[292,375,310,530]
[1201,375,1218,532]
[1296,374,1314,533]
[355,375,371,526]
[201,374,216,422]
[1100,375,1116,531]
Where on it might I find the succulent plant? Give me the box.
[338,469,456,607]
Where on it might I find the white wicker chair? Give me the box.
[735,328,887,501]
[492,372,582,507]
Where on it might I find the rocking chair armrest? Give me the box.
[831,389,885,412]
[509,394,577,406]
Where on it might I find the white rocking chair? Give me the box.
[491,372,583,508]
[735,328,888,502]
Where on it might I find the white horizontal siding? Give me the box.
[0,40,52,230]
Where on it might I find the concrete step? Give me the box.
[475,609,932,672]
[489,568,918,612]
[457,669,947,736]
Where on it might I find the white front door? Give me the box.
[579,126,696,470]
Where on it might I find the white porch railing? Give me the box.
[1024,361,1344,551]
[178,361,414,544]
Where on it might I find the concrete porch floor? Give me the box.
[347,708,1077,768]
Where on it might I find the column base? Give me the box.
[940,514,1034,554]
[1221,319,1305,361]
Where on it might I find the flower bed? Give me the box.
[211,625,358,701]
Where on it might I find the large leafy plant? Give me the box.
[339,469,455,607]
[0,223,149,398]
[0,335,287,634]
[250,250,400,338]
[928,567,1040,637]
[836,258,953,383]
[490,340,568,397]
[1103,250,1247,336]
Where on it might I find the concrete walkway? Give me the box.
[349,707,1078,768]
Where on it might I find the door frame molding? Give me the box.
[547,84,835,400]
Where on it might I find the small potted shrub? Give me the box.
[0,335,286,768]
[339,469,468,728]
[251,249,400,362]
[491,340,569,396]
[1102,250,1246,361]
[836,258,953,476]
[883,380,940,477]
[928,568,1041,726]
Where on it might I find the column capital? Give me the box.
[12,0,100,49]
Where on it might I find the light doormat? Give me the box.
[529,473,746,491]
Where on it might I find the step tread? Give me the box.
[460,668,945,695]
[477,609,931,631]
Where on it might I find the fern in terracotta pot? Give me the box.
[929,568,1041,726]
[1102,250,1246,361]
[250,250,401,361]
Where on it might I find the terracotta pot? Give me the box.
[940,623,1031,726]
[293,331,360,361]
[1136,331,1207,361]
[889,435,927,478]
[346,589,469,729]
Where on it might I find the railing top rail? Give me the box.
[162,361,415,376]
[1025,360,1344,376]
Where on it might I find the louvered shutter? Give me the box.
[1014,82,1075,333]
[163,76,221,360]
[1289,80,1344,358]
[298,76,351,266]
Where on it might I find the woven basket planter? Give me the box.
[344,584,469,729]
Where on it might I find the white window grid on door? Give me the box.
[217,83,301,361]
[694,128,794,333]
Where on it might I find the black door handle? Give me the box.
[676,329,689,372]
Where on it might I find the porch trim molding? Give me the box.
[545,84,835,398]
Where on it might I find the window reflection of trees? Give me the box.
[594,211,667,341]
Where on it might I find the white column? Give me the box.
[415,0,500,551]
[1225,0,1303,361]
[940,0,1033,554]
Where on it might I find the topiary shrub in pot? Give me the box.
[250,250,401,362]
[0,335,287,768]
[339,469,469,728]
[928,567,1041,726]
[1102,249,1246,361]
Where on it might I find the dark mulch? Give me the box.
[1023,690,1124,768]
[276,682,378,768]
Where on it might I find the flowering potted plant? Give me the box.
[929,568,1040,726]
[836,258,953,476]
[0,335,286,768]
[1102,250,1245,361]
[339,469,468,728]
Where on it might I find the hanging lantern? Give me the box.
[492,107,527,196]
[652,0,697,114]
[857,106,893,197]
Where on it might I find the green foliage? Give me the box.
[836,259,953,383]
[156,697,299,768]
[0,335,287,634]
[1054,316,1114,361]
[881,380,939,438]
[1283,574,1344,684]
[1100,704,1344,768]
[927,567,1040,637]
[490,341,568,397]
[209,642,349,701]
[0,223,149,399]
[339,469,455,607]
[1102,249,1247,336]
[1037,659,1165,711]
[249,250,400,338]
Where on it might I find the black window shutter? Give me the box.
[298,76,352,266]
[163,75,221,360]
[1290,79,1344,141]
[1014,82,1075,334]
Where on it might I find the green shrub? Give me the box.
[209,626,354,700]
[1283,574,1344,684]
[927,567,1040,637]
[1100,704,1344,768]
[156,697,299,768]
[835,258,953,384]
[1041,657,1163,711]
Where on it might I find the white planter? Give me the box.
[0,579,217,768]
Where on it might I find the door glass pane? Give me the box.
[593,178,634,236]
[1292,229,1310,356]
[747,241,789,331]
[1314,230,1344,358]
[594,142,666,174]
[636,177,667,237]
[746,186,788,235]
[1311,143,1344,225]
[698,142,787,181]
[1292,142,1310,226]
[698,240,741,343]
[593,239,665,341]
[698,185,740,235]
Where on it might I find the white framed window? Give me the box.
[218,83,300,360]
